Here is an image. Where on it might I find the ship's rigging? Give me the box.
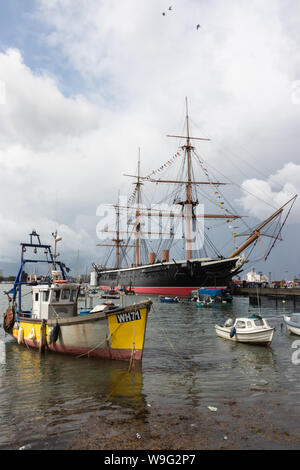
[96,99,297,272]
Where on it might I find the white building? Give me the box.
[247,267,269,283]
[90,268,98,287]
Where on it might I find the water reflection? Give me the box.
[1,293,300,448]
[0,341,5,365]
[0,341,145,449]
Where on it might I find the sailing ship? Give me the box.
[2,231,151,361]
[93,99,297,296]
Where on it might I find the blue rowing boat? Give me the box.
[159,296,180,304]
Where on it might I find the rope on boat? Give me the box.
[75,323,123,359]
[152,305,193,371]
[128,318,137,372]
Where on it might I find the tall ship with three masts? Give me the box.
[92,100,297,296]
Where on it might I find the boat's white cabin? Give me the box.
[31,282,79,320]
[286,314,300,323]
[226,316,269,330]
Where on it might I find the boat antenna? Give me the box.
[52,231,62,270]
[256,285,262,315]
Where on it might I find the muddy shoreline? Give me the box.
[68,398,300,450]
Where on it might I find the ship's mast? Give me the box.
[115,197,121,268]
[97,193,124,269]
[185,98,193,260]
[136,149,142,266]
[167,97,211,260]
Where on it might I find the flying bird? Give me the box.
[162,6,172,15]
[196,24,201,30]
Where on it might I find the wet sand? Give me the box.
[69,398,300,450]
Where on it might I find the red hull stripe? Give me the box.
[15,338,142,361]
[100,285,227,296]
[48,344,143,361]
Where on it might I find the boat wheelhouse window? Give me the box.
[35,293,39,301]
[247,321,252,328]
[254,318,264,326]
[53,290,60,302]
[61,288,70,300]
[43,291,50,302]
[236,321,246,328]
[291,315,300,323]
[70,289,77,302]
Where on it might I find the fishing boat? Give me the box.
[159,296,180,304]
[215,315,274,346]
[93,99,297,297]
[2,231,151,361]
[284,314,300,336]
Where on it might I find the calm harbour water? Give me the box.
[0,283,300,450]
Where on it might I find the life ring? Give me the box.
[230,327,236,338]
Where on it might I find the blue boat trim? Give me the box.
[6,231,69,316]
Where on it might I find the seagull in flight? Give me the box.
[162,6,172,15]
[196,24,201,30]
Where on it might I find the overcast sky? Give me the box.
[0,0,299,279]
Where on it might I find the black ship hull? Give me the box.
[96,257,242,296]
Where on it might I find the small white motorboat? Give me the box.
[215,315,274,346]
[284,313,300,336]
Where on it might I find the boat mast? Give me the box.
[116,197,121,268]
[122,152,143,267]
[97,193,124,269]
[52,231,62,270]
[135,149,142,266]
[168,98,208,260]
[185,98,193,260]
